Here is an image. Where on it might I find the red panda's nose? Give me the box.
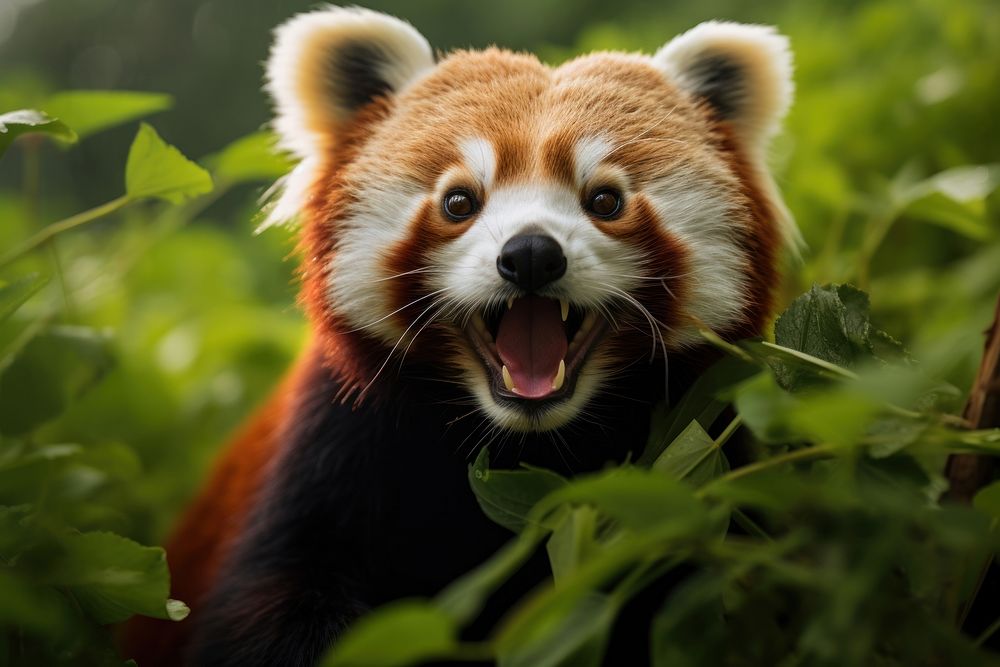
[496,234,567,292]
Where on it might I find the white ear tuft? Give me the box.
[654,22,801,254]
[654,21,793,154]
[265,6,434,160]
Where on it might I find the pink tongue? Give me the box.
[496,296,567,398]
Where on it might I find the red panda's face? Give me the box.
[265,9,798,431]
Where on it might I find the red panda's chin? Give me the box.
[460,297,610,431]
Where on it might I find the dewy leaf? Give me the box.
[207,131,294,185]
[321,600,458,667]
[469,448,568,533]
[47,531,181,624]
[43,91,172,140]
[0,274,47,322]
[125,123,213,204]
[0,109,77,155]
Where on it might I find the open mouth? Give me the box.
[463,295,609,406]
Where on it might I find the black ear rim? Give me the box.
[685,54,747,121]
[330,40,394,113]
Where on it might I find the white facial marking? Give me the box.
[573,135,612,186]
[431,182,643,313]
[459,137,496,189]
[644,167,749,345]
[325,179,426,343]
[429,180,641,431]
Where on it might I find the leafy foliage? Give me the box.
[322,287,1000,667]
[0,97,293,665]
[124,123,212,203]
[0,110,75,156]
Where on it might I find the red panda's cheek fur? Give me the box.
[297,98,407,403]
[595,194,693,355]
[713,120,783,339]
[380,199,471,366]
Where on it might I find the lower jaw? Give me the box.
[466,354,605,432]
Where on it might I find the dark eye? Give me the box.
[443,189,478,221]
[586,188,623,219]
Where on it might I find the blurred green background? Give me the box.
[0,0,998,661]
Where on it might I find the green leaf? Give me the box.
[639,356,758,466]
[0,274,47,322]
[497,593,615,667]
[47,531,182,624]
[0,325,114,435]
[538,468,703,531]
[0,569,74,636]
[788,390,881,448]
[207,131,294,185]
[896,164,1000,240]
[775,284,872,366]
[903,191,993,240]
[973,481,1000,520]
[733,373,801,444]
[546,506,599,582]
[0,109,76,156]
[651,574,727,667]
[43,91,172,140]
[435,528,545,624]
[652,420,728,486]
[321,600,458,667]
[125,123,213,204]
[469,447,568,533]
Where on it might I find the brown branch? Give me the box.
[945,292,1000,503]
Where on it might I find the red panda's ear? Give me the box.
[265,7,434,160]
[653,22,793,155]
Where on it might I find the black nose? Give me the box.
[496,234,567,292]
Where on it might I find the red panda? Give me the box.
[123,7,796,666]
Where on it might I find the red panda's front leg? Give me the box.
[186,355,512,667]
[188,366,382,666]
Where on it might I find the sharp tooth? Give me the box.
[502,365,515,391]
[560,299,569,322]
[507,296,515,310]
[581,311,596,332]
[552,359,566,391]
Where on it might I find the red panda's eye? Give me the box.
[443,190,478,221]
[586,189,623,219]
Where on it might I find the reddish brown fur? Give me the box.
[125,38,789,666]
[121,374,297,665]
[712,121,782,337]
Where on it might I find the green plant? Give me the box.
[322,285,1000,667]
[0,93,292,665]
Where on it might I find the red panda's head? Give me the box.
[263,8,798,432]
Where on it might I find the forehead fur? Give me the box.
[346,49,727,190]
